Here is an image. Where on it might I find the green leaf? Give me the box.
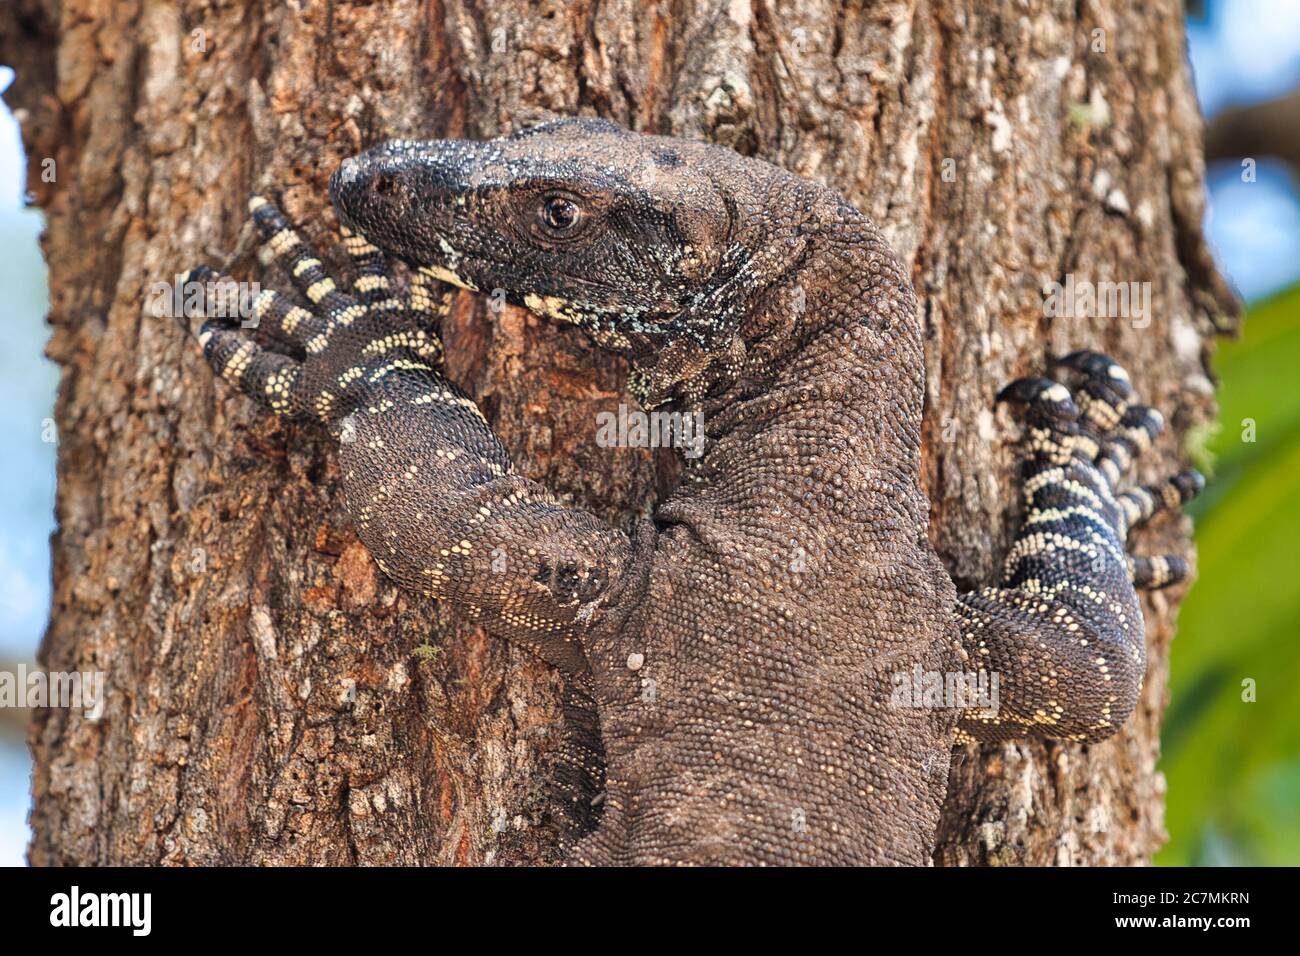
[1158,283,1300,866]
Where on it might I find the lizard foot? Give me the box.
[997,350,1202,590]
[177,196,452,432]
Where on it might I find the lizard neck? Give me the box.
[695,202,927,475]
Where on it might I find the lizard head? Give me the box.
[331,118,732,332]
[330,117,820,406]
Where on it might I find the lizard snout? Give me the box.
[329,154,418,233]
[329,141,480,263]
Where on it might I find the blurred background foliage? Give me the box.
[0,0,1296,865]
[1160,281,1300,865]
[1154,0,1300,866]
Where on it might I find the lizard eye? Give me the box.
[538,194,583,235]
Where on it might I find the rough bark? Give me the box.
[2,0,1235,866]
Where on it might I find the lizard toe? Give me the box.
[1128,553,1192,590]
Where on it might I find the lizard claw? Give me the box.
[1052,350,1134,400]
[996,376,1080,423]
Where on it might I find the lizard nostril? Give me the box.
[371,172,399,197]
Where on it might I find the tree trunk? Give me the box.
[2,0,1235,866]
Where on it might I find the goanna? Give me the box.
[177,117,1201,865]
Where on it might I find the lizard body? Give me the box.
[178,117,1199,865]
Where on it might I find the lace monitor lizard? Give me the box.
[177,117,1201,865]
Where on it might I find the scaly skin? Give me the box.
[176,118,1199,865]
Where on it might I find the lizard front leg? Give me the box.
[178,197,639,688]
[957,352,1202,743]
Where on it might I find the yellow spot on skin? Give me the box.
[334,304,365,326]
[420,264,476,291]
[283,307,312,334]
[307,278,336,303]
[221,341,257,382]
[252,289,277,316]
[268,230,301,255]
[344,236,380,255]
[523,293,574,321]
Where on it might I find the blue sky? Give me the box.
[1188,0,1300,117]
[0,64,53,866]
[0,2,1298,865]
[0,67,56,669]
[1187,1,1300,302]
